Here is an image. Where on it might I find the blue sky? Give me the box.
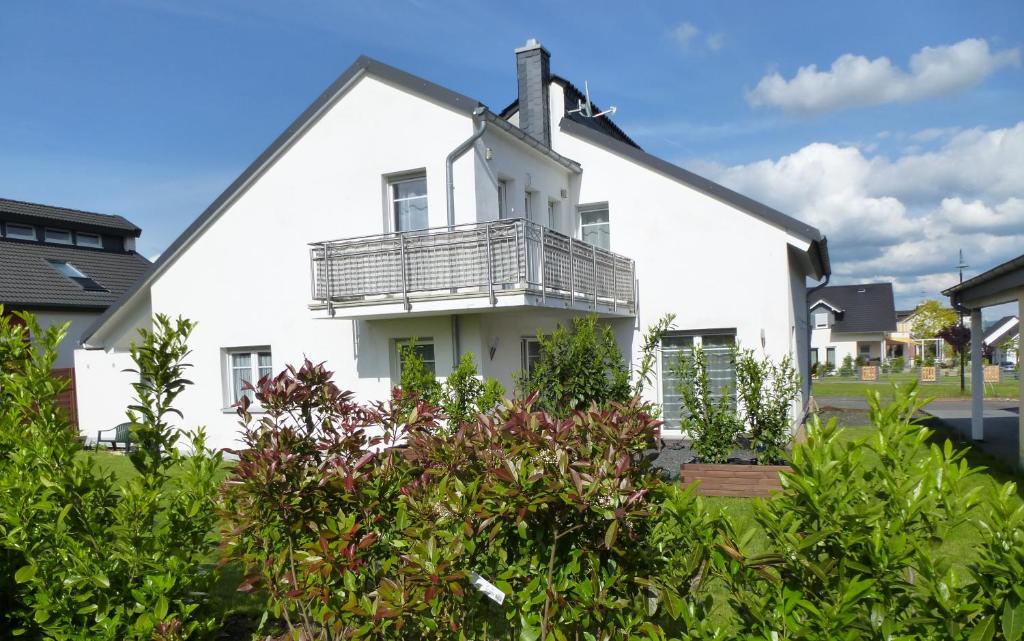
[2,1,1022,310]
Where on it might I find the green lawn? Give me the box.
[812,370,1019,399]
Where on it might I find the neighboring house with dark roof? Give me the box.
[0,197,150,369]
[809,283,897,370]
[75,39,829,448]
[983,315,1019,366]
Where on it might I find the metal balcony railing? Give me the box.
[309,218,636,315]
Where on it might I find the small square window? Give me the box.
[396,339,436,377]
[226,348,273,406]
[45,228,73,244]
[76,233,102,248]
[4,223,35,241]
[814,311,829,328]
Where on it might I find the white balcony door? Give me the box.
[391,174,428,232]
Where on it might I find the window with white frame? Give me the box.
[579,204,610,250]
[814,311,829,328]
[390,173,428,232]
[395,339,436,380]
[497,179,510,219]
[3,223,35,240]
[44,228,73,244]
[523,190,535,223]
[76,232,102,248]
[226,348,273,406]
[521,337,543,377]
[547,200,558,230]
[660,330,736,429]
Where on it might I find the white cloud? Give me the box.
[746,38,1020,115]
[696,122,1024,307]
[671,22,700,47]
[670,22,724,53]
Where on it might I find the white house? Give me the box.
[984,315,1019,366]
[809,283,896,371]
[75,40,830,449]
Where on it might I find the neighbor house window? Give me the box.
[521,337,544,377]
[660,330,736,429]
[814,311,829,328]
[810,349,819,367]
[579,204,610,250]
[497,179,510,219]
[46,259,107,291]
[44,228,73,244]
[226,348,273,406]
[4,223,35,240]
[390,174,428,232]
[395,339,436,380]
[76,232,102,248]
[826,347,836,369]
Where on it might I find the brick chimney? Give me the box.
[515,38,551,146]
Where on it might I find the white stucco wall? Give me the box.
[75,68,824,448]
[810,328,886,367]
[27,309,102,369]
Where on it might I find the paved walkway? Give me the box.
[816,395,1020,468]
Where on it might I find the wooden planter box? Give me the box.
[679,463,792,497]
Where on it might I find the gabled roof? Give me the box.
[0,240,150,310]
[499,75,642,150]
[559,116,830,276]
[805,283,896,333]
[809,299,843,314]
[0,197,141,236]
[82,55,577,345]
[983,315,1019,347]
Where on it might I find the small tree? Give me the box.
[936,324,970,361]
[734,348,801,464]
[910,300,958,339]
[839,354,855,376]
[440,352,504,426]
[397,338,442,408]
[516,316,630,416]
[675,345,741,463]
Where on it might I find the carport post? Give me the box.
[970,308,984,441]
[1019,288,1024,469]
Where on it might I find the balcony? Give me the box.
[309,218,636,319]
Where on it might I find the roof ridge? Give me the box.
[0,196,131,221]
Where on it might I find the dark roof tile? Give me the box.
[809,283,897,333]
[0,197,141,236]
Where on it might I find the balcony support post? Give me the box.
[569,236,575,307]
[592,245,598,310]
[540,225,547,305]
[324,242,335,318]
[612,256,617,313]
[399,233,410,311]
[485,223,496,306]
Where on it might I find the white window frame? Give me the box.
[578,204,610,250]
[658,329,737,431]
[388,172,429,233]
[524,190,535,223]
[814,311,829,329]
[224,347,273,409]
[3,223,35,240]
[497,179,510,219]
[76,232,102,248]
[547,200,558,230]
[392,338,437,384]
[521,336,545,377]
[44,228,73,245]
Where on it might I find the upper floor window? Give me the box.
[76,232,102,248]
[390,174,428,232]
[3,223,35,241]
[45,228,73,245]
[226,348,273,406]
[46,260,107,291]
[524,190,535,222]
[497,179,510,219]
[579,204,610,250]
[814,311,829,329]
[547,200,558,230]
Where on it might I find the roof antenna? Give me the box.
[566,80,617,119]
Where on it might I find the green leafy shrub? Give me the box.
[734,348,800,464]
[515,316,631,417]
[713,384,1024,639]
[839,354,855,376]
[398,339,443,407]
[440,353,504,427]
[0,311,222,640]
[891,356,905,372]
[222,357,724,640]
[674,345,741,463]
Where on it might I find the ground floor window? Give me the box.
[826,347,836,369]
[226,348,272,406]
[659,329,736,429]
[521,337,543,377]
[395,339,436,380]
[810,348,819,367]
